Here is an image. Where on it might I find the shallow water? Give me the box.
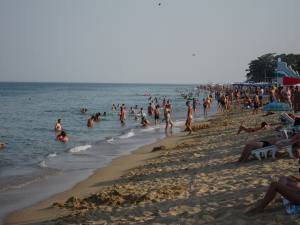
[0,82,216,223]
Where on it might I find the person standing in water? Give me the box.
[192,98,197,113]
[154,104,160,125]
[185,101,193,134]
[164,100,173,132]
[55,119,62,132]
[119,104,126,124]
[56,131,69,143]
[203,98,208,117]
[87,116,94,128]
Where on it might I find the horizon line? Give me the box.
[0,81,234,85]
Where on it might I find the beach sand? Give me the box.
[6,108,300,225]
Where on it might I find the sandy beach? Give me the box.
[6,107,300,225]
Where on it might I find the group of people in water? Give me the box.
[53,92,207,145]
[113,98,175,133]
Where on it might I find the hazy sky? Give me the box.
[0,0,300,84]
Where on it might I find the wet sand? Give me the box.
[6,108,300,225]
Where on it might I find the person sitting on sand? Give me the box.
[0,142,5,149]
[237,122,269,134]
[238,132,300,163]
[55,119,62,132]
[247,142,300,214]
[56,131,69,143]
[87,116,94,128]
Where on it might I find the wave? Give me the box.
[173,120,186,126]
[38,160,47,168]
[106,138,114,144]
[140,126,156,132]
[47,152,57,158]
[119,130,135,139]
[69,145,92,153]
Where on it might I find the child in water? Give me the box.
[56,131,69,143]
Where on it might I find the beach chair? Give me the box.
[280,113,295,125]
[251,144,294,160]
[251,146,275,160]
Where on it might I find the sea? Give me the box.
[0,82,216,223]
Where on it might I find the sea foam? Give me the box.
[69,145,92,153]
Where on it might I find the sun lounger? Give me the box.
[251,146,275,160]
[280,113,295,125]
[251,145,293,160]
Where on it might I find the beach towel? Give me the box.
[282,197,300,215]
[263,102,291,112]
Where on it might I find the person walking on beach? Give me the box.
[55,119,62,132]
[270,86,277,103]
[185,101,193,134]
[293,86,300,113]
[253,91,260,114]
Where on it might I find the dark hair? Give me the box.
[294,118,300,126]
[58,119,61,122]
[60,131,66,137]
[261,122,268,127]
[292,141,300,157]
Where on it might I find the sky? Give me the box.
[0,0,300,84]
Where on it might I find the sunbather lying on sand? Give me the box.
[247,142,300,214]
[237,122,269,134]
[238,133,300,163]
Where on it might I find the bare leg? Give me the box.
[248,179,300,214]
[238,142,263,162]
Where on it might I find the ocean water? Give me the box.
[0,82,216,223]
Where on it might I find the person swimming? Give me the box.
[80,108,88,114]
[87,116,94,128]
[94,113,101,122]
[0,142,5,149]
[55,119,62,132]
[56,131,69,143]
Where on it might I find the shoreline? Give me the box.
[5,126,190,225]
[7,108,300,224]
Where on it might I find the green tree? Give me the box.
[246,53,300,82]
[246,53,276,82]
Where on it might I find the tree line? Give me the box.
[246,53,300,82]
